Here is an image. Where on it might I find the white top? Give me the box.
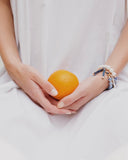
[0,0,127,88]
[10,0,128,82]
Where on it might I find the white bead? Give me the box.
[105,65,108,69]
[97,65,117,78]
[110,68,113,73]
[113,72,116,76]
[107,66,111,70]
[99,65,103,69]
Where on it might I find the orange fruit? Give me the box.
[48,70,79,100]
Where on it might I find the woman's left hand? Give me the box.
[57,73,109,112]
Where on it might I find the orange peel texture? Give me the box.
[48,70,79,100]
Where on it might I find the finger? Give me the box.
[25,80,47,104]
[45,95,77,114]
[45,94,58,106]
[57,88,82,108]
[49,110,77,115]
[43,101,75,115]
[39,92,75,115]
[50,107,76,115]
[33,74,58,97]
[66,96,89,111]
[28,80,75,115]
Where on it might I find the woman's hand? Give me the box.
[57,73,109,111]
[7,62,74,115]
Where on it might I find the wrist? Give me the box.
[5,58,23,77]
[93,64,118,90]
[4,56,22,70]
[94,72,109,90]
[0,50,22,73]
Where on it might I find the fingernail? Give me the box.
[50,89,58,96]
[57,102,64,108]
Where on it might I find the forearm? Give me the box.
[105,20,128,75]
[0,0,21,71]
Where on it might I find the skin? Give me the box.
[0,0,128,114]
[58,20,128,111]
[0,0,75,115]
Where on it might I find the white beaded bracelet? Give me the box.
[93,65,118,90]
[98,65,117,77]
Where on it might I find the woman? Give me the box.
[0,0,128,159]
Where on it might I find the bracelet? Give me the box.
[98,64,117,77]
[93,65,118,90]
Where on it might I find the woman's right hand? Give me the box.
[0,0,74,115]
[6,62,74,115]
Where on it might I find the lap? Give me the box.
[0,78,128,160]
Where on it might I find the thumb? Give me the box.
[34,74,58,96]
[43,80,58,96]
